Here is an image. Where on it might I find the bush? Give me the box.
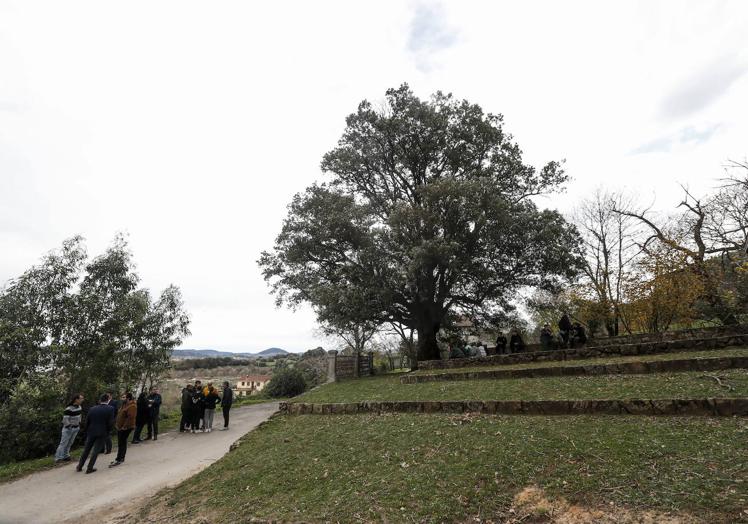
[0,375,66,463]
[265,368,306,398]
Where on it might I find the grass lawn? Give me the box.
[414,346,748,376]
[140,413,748,523]
[294,369,748,404]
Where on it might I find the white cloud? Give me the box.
[1,0,747,352]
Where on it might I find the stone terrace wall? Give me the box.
[402,355,748,384]
[280,398,748,417]
[586,324,748,348]
[419,333,748,371]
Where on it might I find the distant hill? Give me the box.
[256,347,289,357]
[172,348,290,359]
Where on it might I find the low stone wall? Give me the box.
[419,334,748,371]
[401,356,748,384]
[587,324,748,348]
[279,398,748,417]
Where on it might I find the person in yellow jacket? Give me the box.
[110,392,137,467]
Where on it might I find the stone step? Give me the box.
[280,398,748,417]
[419,334,748,371]
[402,355,748,384]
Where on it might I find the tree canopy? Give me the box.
[0,236,190,462]
[259,85,581,364]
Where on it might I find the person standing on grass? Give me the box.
[54,393,84,463]
[146,386,162,441]
[221,381,233,430]
[202,385,220,432]
[76,394,113,474]
[110,392,136,468]
[132,391,150,444]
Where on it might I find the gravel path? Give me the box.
[0,402,279,524]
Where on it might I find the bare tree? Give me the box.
[614,167,748,325]
[573,189,641,335]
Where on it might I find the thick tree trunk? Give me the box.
[416,322,440,365]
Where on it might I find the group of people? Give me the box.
[446,314,590,360]
[541,313,588,350]
[178,380,233,434]
[53,381,234,475]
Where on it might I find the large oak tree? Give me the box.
[259,85,580,365]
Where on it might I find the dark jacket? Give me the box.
[204,392,220,410]
[85,404,114,438]
[558,314,572,333]
[181,388,192,410]
[221,387,233,407]
[509,334,525,352]
[190,390,203,414]
[148,393,162,416]
[495,335,507,351]
[136,393,151,425]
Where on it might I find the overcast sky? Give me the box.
[1,1,747,352]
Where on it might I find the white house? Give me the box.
[236,375,271,396]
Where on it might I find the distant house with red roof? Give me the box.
[236,375,271,396]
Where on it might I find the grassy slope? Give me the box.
[142,413,748,523]
[413,346,748,376]
[295,369,748,404]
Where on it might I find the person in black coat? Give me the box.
[495,332,507,355]
[539,324,554,351]
[189,387,203,433]
[508,328,525,353]
[221,381,233,430]
[571,322,588,348]
[147,387,162,441]
[179,384,193,432]
[104,392,117,454]
[131,391,150,444]
[76,394,114,474]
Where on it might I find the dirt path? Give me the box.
[0,402,279,524]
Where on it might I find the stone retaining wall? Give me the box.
[279,398,748,417]
[587,324,748,348]
[419,334,748,371]
[401,356,748,384]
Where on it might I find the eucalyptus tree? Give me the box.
[260,85,581,365]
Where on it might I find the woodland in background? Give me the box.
[0,235,190,463]
[530,160,748,338]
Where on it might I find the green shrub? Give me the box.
[265,368,306,398]
[0,375,66,464]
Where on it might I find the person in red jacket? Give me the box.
[110,392,137,467]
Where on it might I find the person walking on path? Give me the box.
[54,393,84,463]
[202,385,220,432]
[131,391,150,444]
[221,381,233,430]
[103,392,117,455]
[76,394,114,474]
[147,386,162,441]
[110,392,137,467]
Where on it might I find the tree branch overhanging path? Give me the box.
[258,84,582,366]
